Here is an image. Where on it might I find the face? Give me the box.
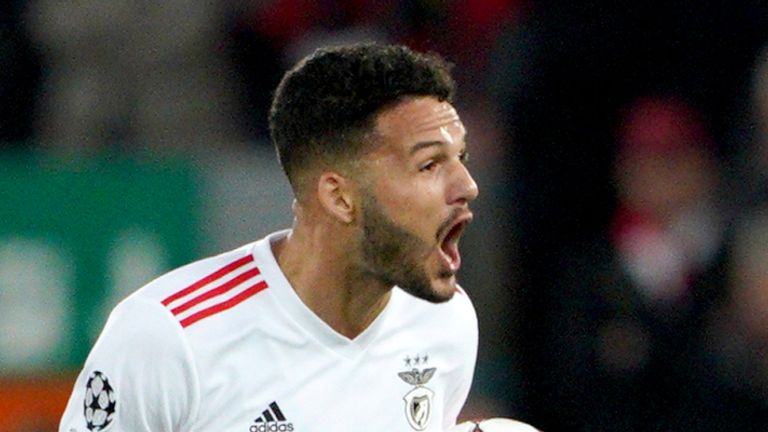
[355,96,479,302]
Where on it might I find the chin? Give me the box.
[427,275,458,303]
[399,274,456,304]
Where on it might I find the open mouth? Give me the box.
[438,213,472,273]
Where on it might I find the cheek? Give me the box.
[367,157,447,232]
[380,184,443,228]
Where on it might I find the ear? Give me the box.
[317,172,356,224]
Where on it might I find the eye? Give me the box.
[419,160,438,172]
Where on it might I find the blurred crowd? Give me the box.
[0,0,523,153]
[4,0,768,431]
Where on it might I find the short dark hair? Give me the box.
[269,43,455,195]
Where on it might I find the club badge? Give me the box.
[398,357,436,431]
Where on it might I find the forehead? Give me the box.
[372,97,465,149]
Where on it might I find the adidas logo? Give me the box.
[249,401,294,432]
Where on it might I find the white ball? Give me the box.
[449,417,540,432]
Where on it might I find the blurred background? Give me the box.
[2,0,768,430]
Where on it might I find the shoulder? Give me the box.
[130,240,271,329]
[439,284,478,333]
[91,294,193,370]
[133,241,260,305]
[448,284,478,339]
[63,295,201,431]
[394,284,478,340]
[450,284,477,319]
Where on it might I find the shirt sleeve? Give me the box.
[442,289,479,429]
[59,295,199,432]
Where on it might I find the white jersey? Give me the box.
[60,230,478,432]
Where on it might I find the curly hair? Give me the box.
[269,43,455,196]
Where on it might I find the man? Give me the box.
[60,43,479,432]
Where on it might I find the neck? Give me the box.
[273,215,392,339]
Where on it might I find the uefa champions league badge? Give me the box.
[398,355,436,431]
[83,371,117,431]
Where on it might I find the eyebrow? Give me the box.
[409,140,445,155]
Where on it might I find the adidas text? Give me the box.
[250,423,294,432]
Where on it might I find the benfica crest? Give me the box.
[398,367,436,431]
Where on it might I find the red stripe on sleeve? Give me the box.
[170,267,261,316]
[180,280,269,328]
[162,255,254,306]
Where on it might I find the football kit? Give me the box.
[60,230,478,432]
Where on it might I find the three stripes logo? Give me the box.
[161,255,269,328]
[249,401,294,432]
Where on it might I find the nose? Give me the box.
[448,161,479,205]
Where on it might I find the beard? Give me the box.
[358,191,454,303]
